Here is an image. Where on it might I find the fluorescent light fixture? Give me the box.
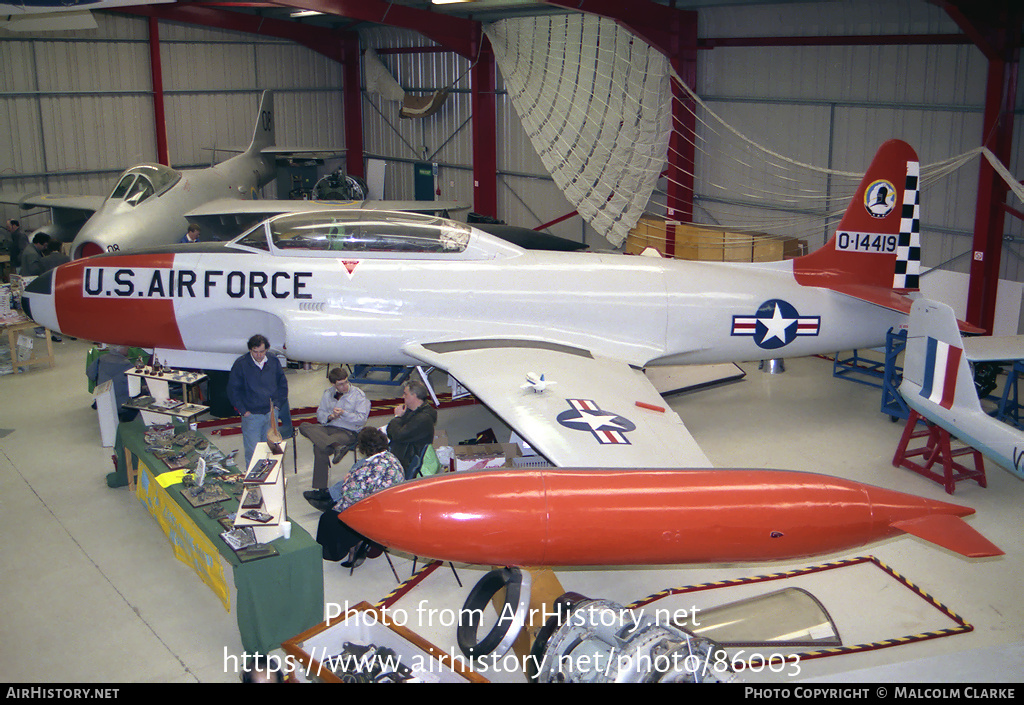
[432,0,475,4]
[289,10,323,17]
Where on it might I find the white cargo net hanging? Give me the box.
[485,15,672,247]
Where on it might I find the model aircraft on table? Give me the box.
[22,138,1001,563]
[0,90,465,260]
[900,297,1024,482]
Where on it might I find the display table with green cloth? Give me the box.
[110,417,323,654]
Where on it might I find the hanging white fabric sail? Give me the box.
[486,15,672,246]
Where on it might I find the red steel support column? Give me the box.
[947,0,1023,334]
[148,17,169,166]
[664,12,698,257]
[967,55,1017,333]
[472,35,498,218]
[342,33,364,179]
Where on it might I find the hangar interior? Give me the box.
[1,0,1022,684]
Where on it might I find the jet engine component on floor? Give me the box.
[530,594,728,683]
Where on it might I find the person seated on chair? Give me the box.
[299,367,370,490]
[311,426,404,566]
[386,379,437,477]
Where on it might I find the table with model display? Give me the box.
[111,417,323,653]
[1,314,55,372]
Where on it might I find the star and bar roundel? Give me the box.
[732,299,821,350]
[557,399,637,445]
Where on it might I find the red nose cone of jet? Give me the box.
[75,241,104,260]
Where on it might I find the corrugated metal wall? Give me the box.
[360,25,594,246]
[0,12,343,233]
[695,1,1021,283]
[1,2,1020,277]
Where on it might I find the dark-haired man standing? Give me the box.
[227,334,292,470]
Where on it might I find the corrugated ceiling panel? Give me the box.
[0,97,45,174]
[255,42,342,90]
[39,94,155,173]
[163,92,258,167]
[698,0,959,38]
[161,41,257,92]
[34,40,151,92]
[0,39,36,92]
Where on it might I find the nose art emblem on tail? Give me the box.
[865,179,897,218]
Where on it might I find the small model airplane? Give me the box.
[522,372,555,393]
[900,298,1024,481]
[23,140,976,472]
[0,91,464,259]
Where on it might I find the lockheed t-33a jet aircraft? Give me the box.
[22,139,1002,564]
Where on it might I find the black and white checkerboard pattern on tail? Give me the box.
[894,160,921,289]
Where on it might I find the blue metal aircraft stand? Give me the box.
[832,328,908,420]
[994,359,1024,428]
[349,364,413,387]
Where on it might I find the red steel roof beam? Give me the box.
[269,0,481,58]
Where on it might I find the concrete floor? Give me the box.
[1,337,1021,683]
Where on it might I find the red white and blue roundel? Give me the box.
[557,399,636,445]
[732,299,821,350]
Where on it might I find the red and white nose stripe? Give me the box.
[50,254,186,350]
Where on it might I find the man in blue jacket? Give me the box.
[227,334,292,470]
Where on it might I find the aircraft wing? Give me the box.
[961,334,1024,362]
[203,146,347,158]
[827,284,984,335]
[0,191,104,242]
[185,198,469,219]
[405,340,712,468]
[0,191,104,215]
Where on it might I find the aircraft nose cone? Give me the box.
[72,216,118,259]
[24,269,53,297]
[21,269,58,331]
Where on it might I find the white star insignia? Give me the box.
[760,303,796,344]
[575,409,630,432]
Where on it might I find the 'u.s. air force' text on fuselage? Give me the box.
[82,267,314,300]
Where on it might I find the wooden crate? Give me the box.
[626,216,803,263]
[625,215,668,255]
[752,236,785,262]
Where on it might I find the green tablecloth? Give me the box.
[111,417,323,654]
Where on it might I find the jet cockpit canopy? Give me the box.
[107,163,181,207]
[232,210,474,256]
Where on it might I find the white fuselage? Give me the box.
[151,241,904,367]
[28,226,907,372]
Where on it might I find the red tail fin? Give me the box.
[892,514,1003,558]
[794,140,921,300]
